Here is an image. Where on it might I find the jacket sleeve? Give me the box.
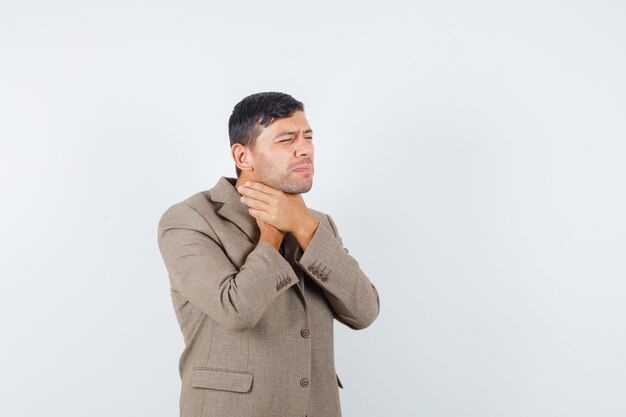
[157,203,299,331]
[295,213,380,330]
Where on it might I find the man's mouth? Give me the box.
[293,164,312,173]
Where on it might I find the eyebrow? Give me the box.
[274,128,313,139]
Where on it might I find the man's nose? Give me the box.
[295,134,312,156]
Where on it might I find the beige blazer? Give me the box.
[157,176,380,417]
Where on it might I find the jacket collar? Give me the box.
[210,176,260,244]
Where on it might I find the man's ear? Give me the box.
[232,143,253,172]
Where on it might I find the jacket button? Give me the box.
[300,377,309,387]
[301,328,310,338]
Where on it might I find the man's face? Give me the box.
[247,110,314,194]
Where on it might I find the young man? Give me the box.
[157,92,380,417]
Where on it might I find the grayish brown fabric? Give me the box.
[157,176,380,417]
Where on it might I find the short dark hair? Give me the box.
[228,92,305,177]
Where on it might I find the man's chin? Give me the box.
[284,178,313,194]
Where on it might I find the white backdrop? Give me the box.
[1,1,625,416]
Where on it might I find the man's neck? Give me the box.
[235,174,256,190]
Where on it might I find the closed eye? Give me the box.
[279,137,313,142]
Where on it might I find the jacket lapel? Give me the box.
[210,176,260,244]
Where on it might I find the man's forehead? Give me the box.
[265,112,312,136]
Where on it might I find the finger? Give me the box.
[240,194,272,212]
[247,207,268,222]
[239,185,275,205]
[244,181,278,197]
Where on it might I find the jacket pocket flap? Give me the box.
[191,367,253,393]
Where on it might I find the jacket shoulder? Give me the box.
[157,190,219,236]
